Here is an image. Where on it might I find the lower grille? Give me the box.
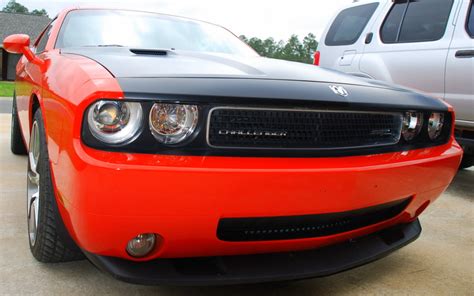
[207,107,402,149]
[217,198,411,242]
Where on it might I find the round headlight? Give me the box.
[402,112,423,141]
[149,103,199,145]
[87,100,143,145]
[428,112,444,140]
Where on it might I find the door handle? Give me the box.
[365,33,374,44]
[455,50,474,58]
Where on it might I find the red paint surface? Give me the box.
[5,8,463,262]
[313,51,321,66]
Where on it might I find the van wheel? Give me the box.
[459,155,473,170]
[27,109,84,262]
[11,95,27,155]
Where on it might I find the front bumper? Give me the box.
[53,140,462,260]
[84,219,421,286]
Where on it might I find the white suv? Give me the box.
[317,0,474,168]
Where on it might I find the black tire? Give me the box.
[459,155,473,170]
[10,94,27,155]
[28,109,84,263]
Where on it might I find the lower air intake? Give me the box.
[217,198,411,242]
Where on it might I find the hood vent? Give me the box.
[130,49,169,56]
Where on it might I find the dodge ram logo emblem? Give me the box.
[329,85,349,97]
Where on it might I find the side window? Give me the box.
[380,1,407,43]
[467,1,474,38]
[381,0,454,43]
[35,19,57,53]
[325,3,379,46]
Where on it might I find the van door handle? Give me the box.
[455,50,474,58]
[365,33,374,44]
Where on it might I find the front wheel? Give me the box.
[27,109,84,262]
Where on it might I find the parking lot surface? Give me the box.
[0,113,472,295]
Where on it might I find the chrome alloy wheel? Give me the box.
[27,121,41,246]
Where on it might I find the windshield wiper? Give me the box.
[82,44,125,48]
[97,44,125,47]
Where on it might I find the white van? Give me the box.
[317,0,474,168]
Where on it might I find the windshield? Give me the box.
[56,10,257,57]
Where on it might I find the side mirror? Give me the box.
[3,34,44,66]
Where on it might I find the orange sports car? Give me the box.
[4,8,462,285]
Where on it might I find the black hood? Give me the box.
[62,47,385,86]
[61,47,447,111]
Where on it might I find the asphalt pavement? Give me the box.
[0,98,12,114]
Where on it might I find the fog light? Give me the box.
[126,234,156,258]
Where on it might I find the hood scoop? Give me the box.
[130,48,170,56]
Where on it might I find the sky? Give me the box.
[0,0,351,41]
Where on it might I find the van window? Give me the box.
[380,1,407,43]
[325,3,379,46]
[381,0,454,43]
[467,1,474,38]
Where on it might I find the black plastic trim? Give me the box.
[455,50,474,58]
[83,219,422,286]
[217,198,411,242]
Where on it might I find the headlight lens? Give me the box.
[428,112,445,140]
[149,103,199,145]
[402,112,423,141]
[87,100,143,145]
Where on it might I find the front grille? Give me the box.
[217,198,411,242]
[207,107,402,149]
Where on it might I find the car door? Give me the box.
[319,2,381,74]
[360,0,457,99]
[445,0,474,127]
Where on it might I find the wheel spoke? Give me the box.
[27,193,37,218]
[28,122,40,174]
[27,121,41,247]
[27,170,39,186]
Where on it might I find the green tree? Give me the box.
[302,33,318,64]
[31,9,48,17]
[1,0,28,14]
[240,33,319,64]
[277,35,306,62]
[1,0,49,17]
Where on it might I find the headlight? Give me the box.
[149,103,199,145]
[428,112,444,140]
[402,112,423,141]
[87,100,143,145]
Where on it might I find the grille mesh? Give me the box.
[217,198,411,242]
[208,108,402,149]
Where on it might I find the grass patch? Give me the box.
[0,81,14,97]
